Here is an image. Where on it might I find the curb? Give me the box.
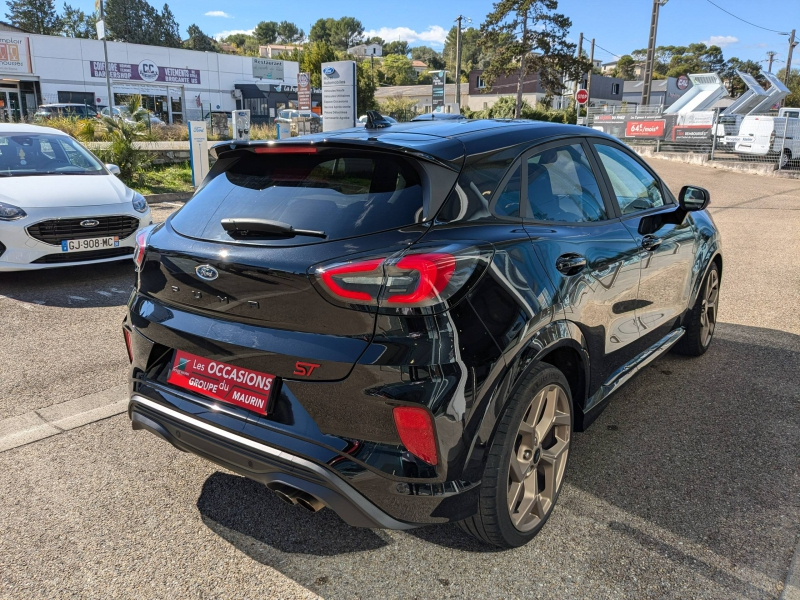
[145,192,194,204]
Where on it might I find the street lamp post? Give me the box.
[454,15,471,108]
[641,0,668,108]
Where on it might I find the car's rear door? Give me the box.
[589,140,697,346]
[521,138,644,398]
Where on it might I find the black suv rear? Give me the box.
[125,119,721,547]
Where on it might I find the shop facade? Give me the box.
[0,32,300,123]
[235,83,322,124]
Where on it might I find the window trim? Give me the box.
[518,137,619,227]
[589,140,674,221]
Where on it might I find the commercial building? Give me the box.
[0,31,301,123]
[374,82,467,114]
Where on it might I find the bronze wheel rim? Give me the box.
[700,269,719,347]
[507,384,571,532]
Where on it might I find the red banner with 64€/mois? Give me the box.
[166,350,276,415]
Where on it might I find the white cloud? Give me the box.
[214,28,254,41]
[362,25,448,46]
[701,35,739,48]
[205,11,233,18]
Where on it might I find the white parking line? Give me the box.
[96,291,113,297]
[0,385,127,453]
[67,295,88,301]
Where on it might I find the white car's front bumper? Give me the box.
[0,204,152,272]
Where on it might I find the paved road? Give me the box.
[0,166,798,599]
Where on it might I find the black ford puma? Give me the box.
[124,117,721,547]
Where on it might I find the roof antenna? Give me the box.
[365,110,392,129]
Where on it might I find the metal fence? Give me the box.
[584,105,799,172]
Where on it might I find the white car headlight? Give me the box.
[0,201,26,221]
[132,192,148,213]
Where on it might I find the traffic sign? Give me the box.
[575,89,589,105]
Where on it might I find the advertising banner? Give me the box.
[593,113,711,143]
[90,60,200,84]
[432,71,446,111]
[0,34,31,74]
[253,58,284,80]
[625,118,666,138]
[321,60,357,132]
[297,72,311,110]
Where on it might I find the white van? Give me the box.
[730,108,800,167]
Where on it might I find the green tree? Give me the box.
[308,18,330,44]
[299,40,336,88]
[443,26,483,81]
[363,35,384,45]
[60,2,94,38]
[276,20,303,43]
[5,0,60,34]
[104,0,179,47]
[357,59,377,113]
[613,55,636,80]
[328,16,363,51]
[384,40,410,57]
[254,20,278,45]
[381,53,416,85]
[480,0,586,117]
[411,45,444,70]
[723,58,764,96]
[776,67,799,107]
[184,24,217,51]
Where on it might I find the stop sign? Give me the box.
[575,89,589,104]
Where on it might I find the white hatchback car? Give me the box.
[0,124,152,271]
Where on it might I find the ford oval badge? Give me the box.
[322,66,335,76]
[195,265,219,281]
[80,219,100,228]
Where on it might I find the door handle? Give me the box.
[556,254,587,275]
[641,235,662,252]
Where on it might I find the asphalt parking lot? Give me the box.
[0,164,798,599]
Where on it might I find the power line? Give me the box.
[592,42,622,60]
[703,0,789,35]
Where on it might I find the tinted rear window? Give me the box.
[171,150,424,246]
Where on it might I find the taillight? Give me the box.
[311,244,491,310]
[393,405,438,465]
[133,225,155,271]
[123,328,133,363]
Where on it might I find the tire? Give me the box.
[779,149,791,169]
[457,363,573,548]
[673,262,720,356]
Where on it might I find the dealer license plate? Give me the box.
[61,236,120,252]
[166,350,276,415]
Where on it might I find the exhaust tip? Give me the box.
[295,494,325,513]
[272,487,298,506]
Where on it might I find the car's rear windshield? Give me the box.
[170,149,425,246]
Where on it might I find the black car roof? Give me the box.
[212,119,616,167]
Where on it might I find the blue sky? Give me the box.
[72,0,797,66]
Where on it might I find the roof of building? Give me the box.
[0,20,28,32]
[411,60,428,68]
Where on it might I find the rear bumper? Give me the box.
[129,394,417,530]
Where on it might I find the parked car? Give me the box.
[34,103,99,121]
[0,124,152,271]
[100,105,166,127]
[274,109,321,125]
[730,108,800,167]
[357,114,397,124]
[124,119,722,547]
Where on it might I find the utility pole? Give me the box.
[97,0,113,112]
[766,50,777,73]
[454,15,471,108]
[642,0,668,107]
[785,29,796,87]
[576,33,583,106]
[586,38,595,108]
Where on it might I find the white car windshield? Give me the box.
[0,133,105,177]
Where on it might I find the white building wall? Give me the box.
[1,33,298,119]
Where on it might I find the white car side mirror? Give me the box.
[106,164,121,176]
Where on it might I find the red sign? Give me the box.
[625,119,666,137]
[167,350,276,415]
[575,89,589,104]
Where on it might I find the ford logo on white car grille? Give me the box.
[196,265,219,281]
[80,219,100,227]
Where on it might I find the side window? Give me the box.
[595,144,665,214]
[525,143,608,223]
[492,164,521,217]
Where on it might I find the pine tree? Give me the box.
[5,0,61,35]
[61,3,95,38]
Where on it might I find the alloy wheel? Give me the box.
[700,269,719,347]
[507,384,571,532]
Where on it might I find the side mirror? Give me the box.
[679,185,710,211]
[106,164,121,176]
